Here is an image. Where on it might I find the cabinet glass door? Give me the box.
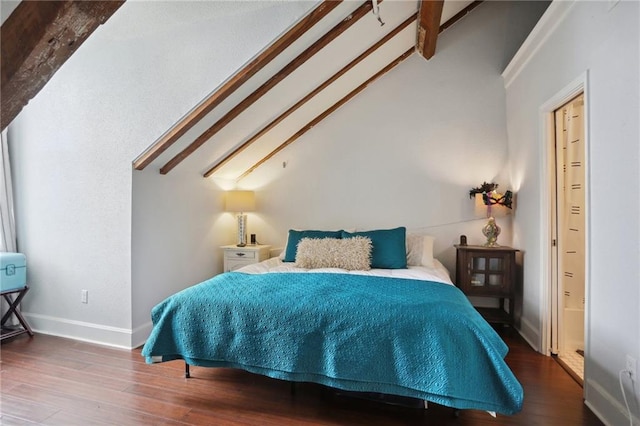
[471,257,486,286]
[488,257,503,285]
[468,253,506,289]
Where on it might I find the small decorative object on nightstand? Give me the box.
[221,244,271,272]
[455,244,519,326]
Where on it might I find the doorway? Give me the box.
[550,93,586,383]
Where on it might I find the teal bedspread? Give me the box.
[142,272,523,414]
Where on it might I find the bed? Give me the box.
[141,228,523,415]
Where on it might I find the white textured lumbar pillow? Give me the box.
[406,234,435,268]
[295,237,372,271]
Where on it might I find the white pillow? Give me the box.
[406,234,435,268]
[295,237,372,271]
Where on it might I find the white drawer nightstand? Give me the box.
[221,245,271,272]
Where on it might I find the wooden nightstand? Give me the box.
[455,245,518,326]
[221,245,271,272]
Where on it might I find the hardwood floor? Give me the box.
[1,327,602,425]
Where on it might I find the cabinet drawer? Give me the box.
[463,281,510,297]
[225,250,256,260]
[225,259,253,272]
[221,245,271,274]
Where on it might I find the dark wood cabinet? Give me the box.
[455,245,518,326]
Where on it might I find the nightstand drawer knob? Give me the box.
[234,252,246,257]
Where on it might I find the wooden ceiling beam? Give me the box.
[203,11,417,178]
[132,0,342,171]
[159,0,377,175]
[416,0,444,60]
[1,0,125,130]
[237,47,414,181]
[227,1,485,180]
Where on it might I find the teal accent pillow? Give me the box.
[283,230,343,262]
[342,227,407,269]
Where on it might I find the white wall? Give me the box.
[131,171,238,347]
[503,1,639,424]
[239,1,542,274]
[8,1,315,348]
[7,0,551,358]
[129,1,546,346]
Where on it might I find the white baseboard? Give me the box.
[517,316,542,353]
[585,378,639,426]
[23,312,133,349]
[513,324,638,426]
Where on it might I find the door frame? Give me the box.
[538,71,590,371]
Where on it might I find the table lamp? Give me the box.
[470,182,514,247]
[225,190,255,247]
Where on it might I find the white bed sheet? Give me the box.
[236,257,454,286]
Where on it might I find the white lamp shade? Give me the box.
[225,190,255,212]
[474,193,511,218]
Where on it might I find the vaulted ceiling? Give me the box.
[135,0,480,182]
[1,1,481,181]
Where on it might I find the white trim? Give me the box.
[539,106,555,357]
[539,73,589,358]
[549,106,559,356]
[502,0,576,88]
[23,312,133,349]
[518,316,542,353]
[585,378,639,426]
[538,72,590,380]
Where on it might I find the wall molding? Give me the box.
[518,316,542,353]
[23,312,133,349]
[537,71,589,360]
[585,378,639,426]
[502,0,576,88]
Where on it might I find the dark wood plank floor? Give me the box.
[1,327,603,425]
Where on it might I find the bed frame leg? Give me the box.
[185,362,191,378]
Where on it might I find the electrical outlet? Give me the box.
[81,289,89,304]
[626,355,636,380]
